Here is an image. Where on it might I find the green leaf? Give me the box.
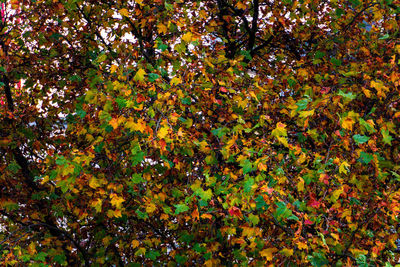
[255,195,269,210]
[34,252,47,261]
[148,73,159,82]
[330,57,342,66]
[315,51,325,59]
[145,250,160,260]
[379,33,390,40]
[55,156,67,166]
[274,201,292,220]
[381,129,393,145]
[352,134,369,145]
[359,152,373,164]
[195,188,213,201]
[248,213,260,225]
[174,204,190,214]
[181,97,191,105]
[7,161,21,173]
[359,118,376,133]
[131,173,144,184]
[240,159,253,175]
[244,177,254,193]
[338,90,356,100]
[296,98,310,111]
[96,53,107,63]
[308,252,329,267]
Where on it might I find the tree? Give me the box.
[1,0,399,265]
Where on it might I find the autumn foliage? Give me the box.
[1,0,400,265]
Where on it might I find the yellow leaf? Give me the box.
[109,118,119,129]
[110,65,118,73]
[298,68,308,78]
[341,117,354,131]
[297,178,304,192]
[296,241,308,250]
[271,122,287,137]
[131,240,140,248]
[182,32,193,43]
[277,136,289,147]
[281,248,293,256]
[260,247,278,260]
[113,209,122,218]
[119,8,129,17]
[110,193,125,209]
[135,0,144,6]
[241,226,255,237]
[157,126,169,139]
[89,177,101,189]
[362,87,371,98]
[370,80,388,99]
[339,161,350,174]
[331,188,343,202]
[145,202,157,214]
[134,68,146,82]
[235,1,247,10]
[135,247,146,256]
[103,236,112,246]
[201,213,213,220]
[157,23,167,34]
[91,198,102,212]
[299,109,314,118]
[170,76,182,86]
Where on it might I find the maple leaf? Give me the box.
[119,8,129,17]
[260,247,278,260]
[110,194,125,209]
[229,206,242,217]
[133,68,146,82]
[339,161,350,174]
[342,117,355,131]
[157,23,168,34]
[157,126,169,139]
[181,32,193,43]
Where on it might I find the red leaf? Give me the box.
[229,206,242,217]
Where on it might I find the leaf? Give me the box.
[243,177,255,193]
[359,152,373,164]
[339,161,350,174]
[381,129,393,145]
[299,109,314,118]
[379,33,390,40]
[131,240,140,248]
[157,126,169,139]
[110,65,118,73]
[271,122,287,137]
[330,57,342,66]
[174,204,189,214]
[119,8,129,17]
[170,76,182,85]
[240,159,253,175]
[338,90,356,101]
[110,193,125,209]
[296,98,310,111]
[248,214,260,225]
[89,177,101,189]
[157,23,168,34]
[352,134,369,145]
[133,68,146,82]
[260,247,278,260]
[308,252,329,267]
[341,117,355,131]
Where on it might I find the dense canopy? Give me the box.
[1,0,400,265]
